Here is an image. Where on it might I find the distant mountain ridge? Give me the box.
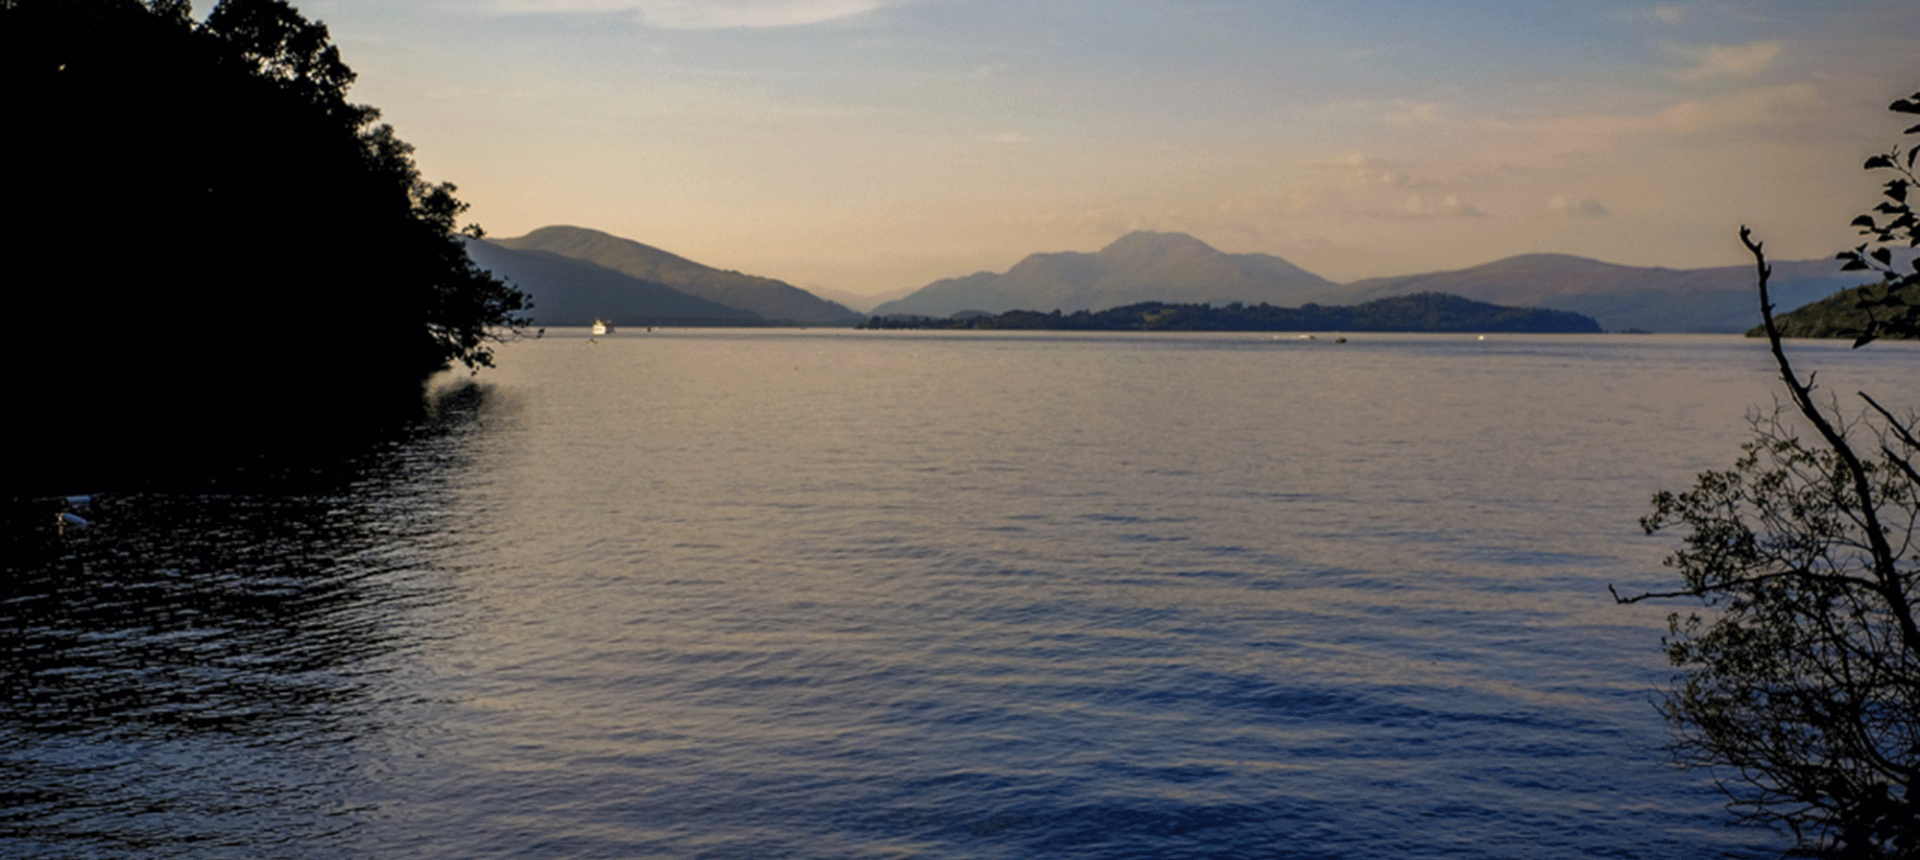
[875,232,1902,333]
[463,239,759,327]
[1323,252,1893,333]
[491,226,862,325]
[872,231,1333,319]
[467,225,1903,333]
[868,293,1600,334]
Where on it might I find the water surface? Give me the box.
[7,331,1915,859]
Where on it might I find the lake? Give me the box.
[5,330,1916,859]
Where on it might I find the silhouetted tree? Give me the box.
[1,0,530,492]
[1837,91,1920,346]
[1617,89,1920,858]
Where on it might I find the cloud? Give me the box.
[1380,194,1488,220]
[1310,153,1515,195]
[1383,101,1447,126]
[1548,196,1611,218]
[1319,154,1393,171]
[488,0,897,28]
[1432,82,1821,164]
[1651,83,1819,134]
[1313,154,1418,189]
[1319,98,1450,129]
[1001,206,1175,237]
[1215,189,1323,218]
[984,131,1029,144]
[1652,5,1685,25]
[1670,40,1785,82]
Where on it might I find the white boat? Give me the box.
[591,319,614,336]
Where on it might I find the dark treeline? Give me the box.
[1746,278,1920,340]
[863,292,1602,333]
[3,0,531,494]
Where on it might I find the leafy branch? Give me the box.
[1614,87,1920,857]
[1836,91,1920,348]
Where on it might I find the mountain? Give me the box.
[871,231,1335,318]
[491,226,863,325]
[1323,253,1887,333]
[869,293,1600,333]
[463,239,759,327]
[877,232,1900,333]
[808,284,916,315]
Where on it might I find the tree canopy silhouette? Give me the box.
[1836,91,1920,346]
[1617,88,1920,858]
[1,0,530,492]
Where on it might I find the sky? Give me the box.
[287,0,1920,301]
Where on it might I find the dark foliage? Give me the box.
[1835,90,1920,347]
[861,292,1600,333]
[1619,89,1920,858]
[1751,279,1920,341]
[1,0,530,494]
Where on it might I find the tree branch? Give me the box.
[1744,227,1920,659]
[1609,567,1889,605]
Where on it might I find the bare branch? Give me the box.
[1745,227,1920,660]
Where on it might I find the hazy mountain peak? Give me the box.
[1096,230,1220,264]
[502,225,701,274]
[493,225,862,325]
[872,230,1333,318]
[1474,253,1655,276]
[464,237,759,326]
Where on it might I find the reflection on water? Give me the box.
[4,334,1912,860]
[1,385,488,859]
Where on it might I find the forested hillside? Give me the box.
[4,0,530,493]
[865,293,1601,333]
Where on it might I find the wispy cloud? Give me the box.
[1314,154,1411,189]
[1380,194,1488,220]
[1669,40,1786,82]
[1377,83,1822,163]
[1383,101,1448,126]
[1650,83,1819,134]
[488,0,899,28]
[1214,189,1322,218]
[1549,196,1611,218]
[1001,206,1188,239]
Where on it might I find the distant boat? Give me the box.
[591,319,614,336]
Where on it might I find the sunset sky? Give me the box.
[292,0,1920,301]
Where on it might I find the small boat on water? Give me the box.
[591,319,614,336]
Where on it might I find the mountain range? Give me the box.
[873,231,1899,333]
[871,231,1335,319]
[1329,252,1898,333]
[468,226,864,326]
[464,225,1899,333]
[463,238,759,326]
[870,293,1601,334]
